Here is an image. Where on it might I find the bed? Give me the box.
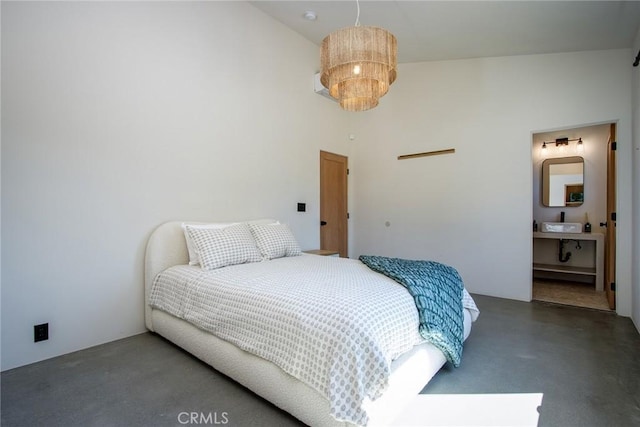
[144,219,479,426]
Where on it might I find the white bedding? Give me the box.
[150,254,478,425]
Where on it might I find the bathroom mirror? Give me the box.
[542,156,584,207]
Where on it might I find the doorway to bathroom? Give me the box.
[531,123,616,311]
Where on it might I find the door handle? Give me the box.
[600,222,607,227]
[320,221,327,226]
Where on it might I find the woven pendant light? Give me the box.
[320,2,397,112]
[320,26,397,112]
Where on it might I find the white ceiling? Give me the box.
[249,1,640,63]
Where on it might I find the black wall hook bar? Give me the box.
[634,49,640,67]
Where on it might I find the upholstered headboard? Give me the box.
[144,219,277,331]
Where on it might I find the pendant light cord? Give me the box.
[354,0,360,26]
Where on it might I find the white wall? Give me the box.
[350,50,634,310]
[632,28,640,333]
[1,1,351,371]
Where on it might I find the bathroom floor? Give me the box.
[532,279,611,311]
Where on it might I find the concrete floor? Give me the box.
[2,294,640,427]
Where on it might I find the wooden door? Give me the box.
[604,124,617,309]
[320,151,348,257]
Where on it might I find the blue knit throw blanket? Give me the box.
[359,255,465,367]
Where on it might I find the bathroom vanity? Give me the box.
[532,231,604,291]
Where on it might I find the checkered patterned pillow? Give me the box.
[185,223,263,270]
[181,222,238,266]
[250,223,302,260]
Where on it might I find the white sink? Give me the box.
[541,222,582,233]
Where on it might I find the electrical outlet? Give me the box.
[34,323,49,342]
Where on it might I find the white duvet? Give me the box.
[149,254,478,425]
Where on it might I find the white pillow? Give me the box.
[182,222,237,265]
[250,223,302,260]
[184,223,262,270]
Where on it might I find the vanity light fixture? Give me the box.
[320,0,397,111]
[541,137,582,150]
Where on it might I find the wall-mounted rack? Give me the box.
[397,148,455,160]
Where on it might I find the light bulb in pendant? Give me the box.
[353,64,361,75]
